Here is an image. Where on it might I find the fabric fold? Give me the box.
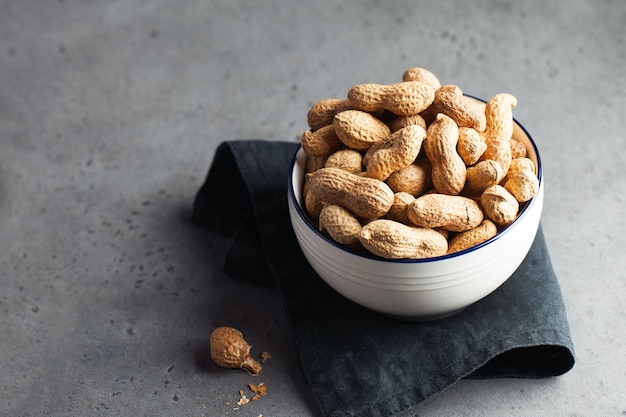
[193,140,575,417]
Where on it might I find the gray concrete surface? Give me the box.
[1,0,624,416]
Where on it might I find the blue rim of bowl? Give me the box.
[288,98,543,263]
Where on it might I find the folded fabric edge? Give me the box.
[191,141,254,237]
[339,338,575,417]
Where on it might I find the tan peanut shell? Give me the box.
[463,160,503,197]
[359,219,448,259]
[305,154,328,174]
[480,94,517,181]
[385,158,433,197]
[347,81,436,116]
[334,110,391,151]
[480,185,519,226]
[319,204,362,245]
[306,167,394,219]
[457,127,487,166]
[424,113,467,195]
[385,192,416,224]
[408,193,484,232]
[210,327,262,375]
[482,93,518,141]
[325,149,363,174]
[447,219,498,254]
[481,135,512,183]
[504,170,539,202]
[304,185,324,227]
[401,67,442,90]
[432,85,487,131]
[510,138,527,159]
[389,114,427,132]
[300,124,343,157]
[307,98,351,131]
[503,157,536,183]
[299,67,537,259]
[362,125,426,181]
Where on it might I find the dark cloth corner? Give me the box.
[192,140,575,417]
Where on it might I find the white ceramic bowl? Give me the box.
[288,108,543,321]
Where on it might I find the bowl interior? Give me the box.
[289,105,542,263]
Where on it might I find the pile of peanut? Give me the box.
[300,67,539,259]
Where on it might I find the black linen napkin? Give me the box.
[192,140,575,417]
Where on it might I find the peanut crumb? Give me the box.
[249,382,268,397]
[237,394,249,406]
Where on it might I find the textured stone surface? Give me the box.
[0,0,624,416]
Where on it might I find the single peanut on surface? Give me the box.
[347,81,436,116]
[480,185,519,226]
[307,98,351,131]
[334,110,391,150]
[210,327,262,376]
[359,219,448,259]
[407,193,484,232]
[424,113,467,195]
[319,204,362,246]
[362,125,426,181]
[447,219,498,254]
[306,167,394,219]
